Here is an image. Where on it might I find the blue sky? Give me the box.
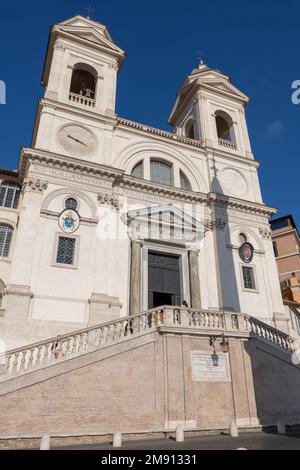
[0,0,299,225]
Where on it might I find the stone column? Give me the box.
[129,240,142,315]
[188,250,201,309]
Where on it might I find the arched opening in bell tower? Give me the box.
[185,119,196,140]
[70,63,97,99]
[215,111,235,142]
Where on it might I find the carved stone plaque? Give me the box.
[191,352,229,382]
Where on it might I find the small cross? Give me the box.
[197,51,205,65]
[84,3,94,19]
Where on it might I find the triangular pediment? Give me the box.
[125,205,205,243]
[54,16,124,55]
[42,15,125,86]
[168,66,248,124]
[197,79,249,101]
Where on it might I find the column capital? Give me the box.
[131,239,144,247]
[188,248,200,256]
[22,178,48,194]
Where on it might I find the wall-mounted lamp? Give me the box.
[209,334,229,366]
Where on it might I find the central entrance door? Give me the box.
[148,251,181,308]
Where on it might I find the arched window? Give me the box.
[0,224,13,258]
[65,198,78,211]
[215,111,235,142]
[180,171,191,190]
[185,119,196,140]
[150,160,172,186]
[0,181,21,209]
[70,64,97,99]
[131,161,144,178]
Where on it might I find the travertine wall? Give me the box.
[1,330,300,439]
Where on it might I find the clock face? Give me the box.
[57,125,96,157]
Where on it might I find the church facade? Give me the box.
[0,15,290,350]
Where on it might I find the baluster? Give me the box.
[45,343,52,361]
[40,345,47,365]
[86,330,94,349]
[28,348,36,368]
[81,332,88,351]
[65,336,74,356]
[100,327,108,346]
[141,315,147,331]
[10,354,18,372]
[119,321,126,337]
[94,329,102,346]
[174,309,180,326]
[158,309,164,325]
[3,354,10,373]
[114,322,122,341]
[19,351,27,371]
[107,325,115,343]
[74,334,80,353]
[35,347,43,367]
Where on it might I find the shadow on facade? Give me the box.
[210,158,240,312]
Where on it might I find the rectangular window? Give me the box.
[242,266,256,290]
[150,160,172,186]
[56,237,75,265]
[273,242,279,258]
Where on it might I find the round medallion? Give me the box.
[57,125,97,157]
[239,242,254,263]
[220,169,247,197]
[59,209,80,234]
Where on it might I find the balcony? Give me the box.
[218,138,237,151]
[68,92,95,109]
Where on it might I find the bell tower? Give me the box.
[168,63,254,160]
[32,15,125,162]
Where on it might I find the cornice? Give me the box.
[208,192,277,217]
[19,148,124,182]
[116,117,259,168]
[121,175,207,204]
[51,28,125,63]
[0,168,19,178]
[17,148,276,218]
[39,98,118,126]
[205,147,259,168]
[196,81,248,104]
[36,102,258,167]
[116,117,204,150]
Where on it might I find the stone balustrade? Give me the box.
[68,92,95,109]
[218,138,237,151]
[0,307,295,379]
[117,118,203,148]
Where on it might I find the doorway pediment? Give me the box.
[125,204,205,244]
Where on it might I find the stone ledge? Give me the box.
[0,426,266,450]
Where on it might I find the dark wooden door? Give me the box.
[148,252,181,308]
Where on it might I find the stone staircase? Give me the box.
[0,306,296,382]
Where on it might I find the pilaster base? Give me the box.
[88,293,122,325]
[1,285,33,320]
[273,312,290,335]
